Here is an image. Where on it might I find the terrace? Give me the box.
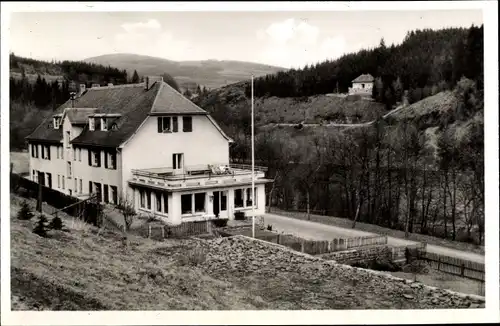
[129,163,271,191]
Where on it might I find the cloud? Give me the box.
[120,18,161,33]
[256,18,345,68]
[112,19,193,60]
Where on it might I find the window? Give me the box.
[246,188,253,207]
[78,148,81,162]
[172,117,178,132]
[234,189,244,208]
[89,181,93,194]
[140,189,145,208]
[62,176,65,190]
[181,194,193,215]
[183,116,192,132]
[57,175,60,188]
[46,173,52,189]
[33,170,38,183]
[140,189,151,209]
[103,185,109,203]
[31,144,39,158]
[42,145,50,160]
[156,192,162,212]
[221,191,228,211]
[172,153,183,170]
[53,117,61,129]
[89,149,101,167]
[79,179,83,194]
[157,117,171,133]
[101,118,108,131]
[111,186,117,204]
[194,193,206,213]
[105,150,117,170]
[67,162,72,178]
[163,193,168,214]
[95,118,101,130]
[73,148,76,161]
[74,178,78,193]
[66,131,71,148]
[94,182,102,202]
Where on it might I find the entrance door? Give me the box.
[213,191,220,217]
[213,191,228,218]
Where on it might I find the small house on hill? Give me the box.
[349,74,374,96]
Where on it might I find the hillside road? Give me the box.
[263,213,485,264]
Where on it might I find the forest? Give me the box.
[194,25,485,245]
[246,26,483,108]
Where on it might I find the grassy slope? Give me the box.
[194,82,387,126]
[10,194,483,310]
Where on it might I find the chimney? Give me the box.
[78,84,86,97]
[145,76,163,90]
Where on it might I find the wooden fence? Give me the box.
[11,173,103,226]
[419,251,485,281]
[138,220,211,240]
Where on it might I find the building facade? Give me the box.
[348,74,375,95]
[26,76,271,225]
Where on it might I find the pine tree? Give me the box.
[17,201,34,220]
[131,70,140,83]
[49,215,64,230]
[33,214,49,237]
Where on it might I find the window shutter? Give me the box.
[96,150,101,167]
[157,117,162,133]
[41,145,45,159]
[88,149,92,166]
[172,117,178,132]
[47,146,51,160]
[104,151,108,169]
[89,181,93,193]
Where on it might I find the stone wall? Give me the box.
[320,245,392,264]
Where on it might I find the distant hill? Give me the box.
[83,53,286,90]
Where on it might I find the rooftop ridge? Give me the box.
[86,82,146,91]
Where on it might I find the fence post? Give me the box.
[148,224,151,238]
[301,239,305,253]
[277,233,281,244]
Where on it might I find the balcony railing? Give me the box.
[131,163,267,182]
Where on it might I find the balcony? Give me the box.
[129,163,271,191]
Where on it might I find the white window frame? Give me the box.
[101,118,107,131]
[173,153,183,170]
[92,151,100,167]
[89,117,95,131]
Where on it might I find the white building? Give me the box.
[348,74,374,95]
[26,76,272,225]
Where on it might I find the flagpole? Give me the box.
[251,75,255,239]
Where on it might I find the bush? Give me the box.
[17,201,34,220]
[49,215,64,230]
[212,219,228,228]
[178,246,206,266]
[32,214,49,237]
[234,212,245,220]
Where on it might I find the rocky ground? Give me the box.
[176,236,485,309]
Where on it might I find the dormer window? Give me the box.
[101,118,108,131]
[53,115,62,129]
[89,117,95,131]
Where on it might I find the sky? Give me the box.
[8,10,483,69]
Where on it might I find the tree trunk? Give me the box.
[352,201,361,229]
[37,176,43,212]
[306,188,311,220]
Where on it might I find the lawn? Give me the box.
[269,208,485,255]
[10,193,484,310]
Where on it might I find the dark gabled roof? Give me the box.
[65,108,100,125]
[150,82,207,115]
[352,74,374,83]
[26,80,212,147]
